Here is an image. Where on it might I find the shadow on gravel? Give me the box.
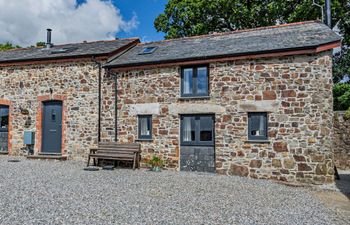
[335,171,350,200]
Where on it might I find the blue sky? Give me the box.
[78,0,167,42]
[0,0,168,46]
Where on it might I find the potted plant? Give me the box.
[147,155,164,172]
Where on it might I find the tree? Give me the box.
[0,42,21,51]
[333,47,350,83]
[155,0,349,40]
[333,83,350,110]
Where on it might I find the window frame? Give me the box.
[248,112,268,141]
[137,115,152,140]
[180,114,215,146]
[180,65,209,97]
[0,106,9,131]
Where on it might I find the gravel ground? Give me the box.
[0,156,340,225]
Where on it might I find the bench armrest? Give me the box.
[89,147,98,154]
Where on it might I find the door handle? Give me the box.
[49,129,57,132]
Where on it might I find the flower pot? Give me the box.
[151,166,161,172]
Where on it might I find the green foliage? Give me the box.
[333,83,350,111]
[343,107,350,120]
[155,0,349,40]
[333,47,350,83]
[0,42,21,51]
[36,42,46,47]
[147,155,164,168]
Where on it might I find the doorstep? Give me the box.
[26,154,67,161]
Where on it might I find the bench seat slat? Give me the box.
[88,143,141,170]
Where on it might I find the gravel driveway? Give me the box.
[0,156,340,225]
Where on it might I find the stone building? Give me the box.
[104,21,341,184]
[0,21,342,184]
[0,33,139,159]
[333,111,350,170]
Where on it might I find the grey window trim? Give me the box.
[138,115,152,140]
[180,65,209,97]
[180,114,214,146]
[248,112,268,141]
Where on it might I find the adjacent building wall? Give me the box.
[108,51,334,184]
[333,111,350,170]
[0,61,102,159]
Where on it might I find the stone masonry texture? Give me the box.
[333,111,350,170]
[110,51,334,184]
[0,61,102,159]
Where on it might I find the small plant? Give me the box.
[344,107,350,121]
[147,155,164,172]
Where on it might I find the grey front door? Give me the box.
[42,101,62,154]
[180,115,215,173]
[0,105,9,152]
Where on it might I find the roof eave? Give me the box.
[105,40,341,71]
[0,39,140,66]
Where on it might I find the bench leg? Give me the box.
[133,154,136,170]
[93,158,97,166]
[87,156,90,167]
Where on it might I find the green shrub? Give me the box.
[344,107,350,120]
[147,155,164,168]
[333,83,350,111]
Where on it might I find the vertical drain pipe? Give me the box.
[92,57,101,143]
[114,71,118,142]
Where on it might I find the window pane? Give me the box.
[183,68,193,94]
[197,67,208,95]
[0,108,9,129]
[249,113,267,140]
[140,117,150,136]
[183,116,195,142]
[200,116,213,141]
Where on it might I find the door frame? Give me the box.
[179,114,216,172]
[36,95,67,155]
[0,99,12,154]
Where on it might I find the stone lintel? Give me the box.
[169,103,225,115]
[237,100,280,113]
[129,103,160,115]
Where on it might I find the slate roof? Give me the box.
[0,38,139,63]
[106,21,341,68]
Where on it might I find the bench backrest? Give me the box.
[96,142,141,155]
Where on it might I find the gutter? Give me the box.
[91,56,102,143]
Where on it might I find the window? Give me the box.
[248,112,268,141]
[0,106,9,129]
[138,115,152,140]
[181,115,214,146]
[139,46,157,55]
[181,66,209,97]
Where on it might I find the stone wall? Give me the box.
[110,51,334,184]
[333,111,350,170]
[0,61,102,159]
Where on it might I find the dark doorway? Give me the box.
[0,105,9,153]
[42,101,62,154]
[180,115,215,173]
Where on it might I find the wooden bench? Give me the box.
[87,143,141,170]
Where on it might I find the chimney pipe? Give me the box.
[46,28,52,48]
[325,0,331,27]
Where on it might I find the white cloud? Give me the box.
[0,0,138,46]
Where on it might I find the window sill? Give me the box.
[135,139,153,142]
[178,96,210,100]
[245,140,270,144]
